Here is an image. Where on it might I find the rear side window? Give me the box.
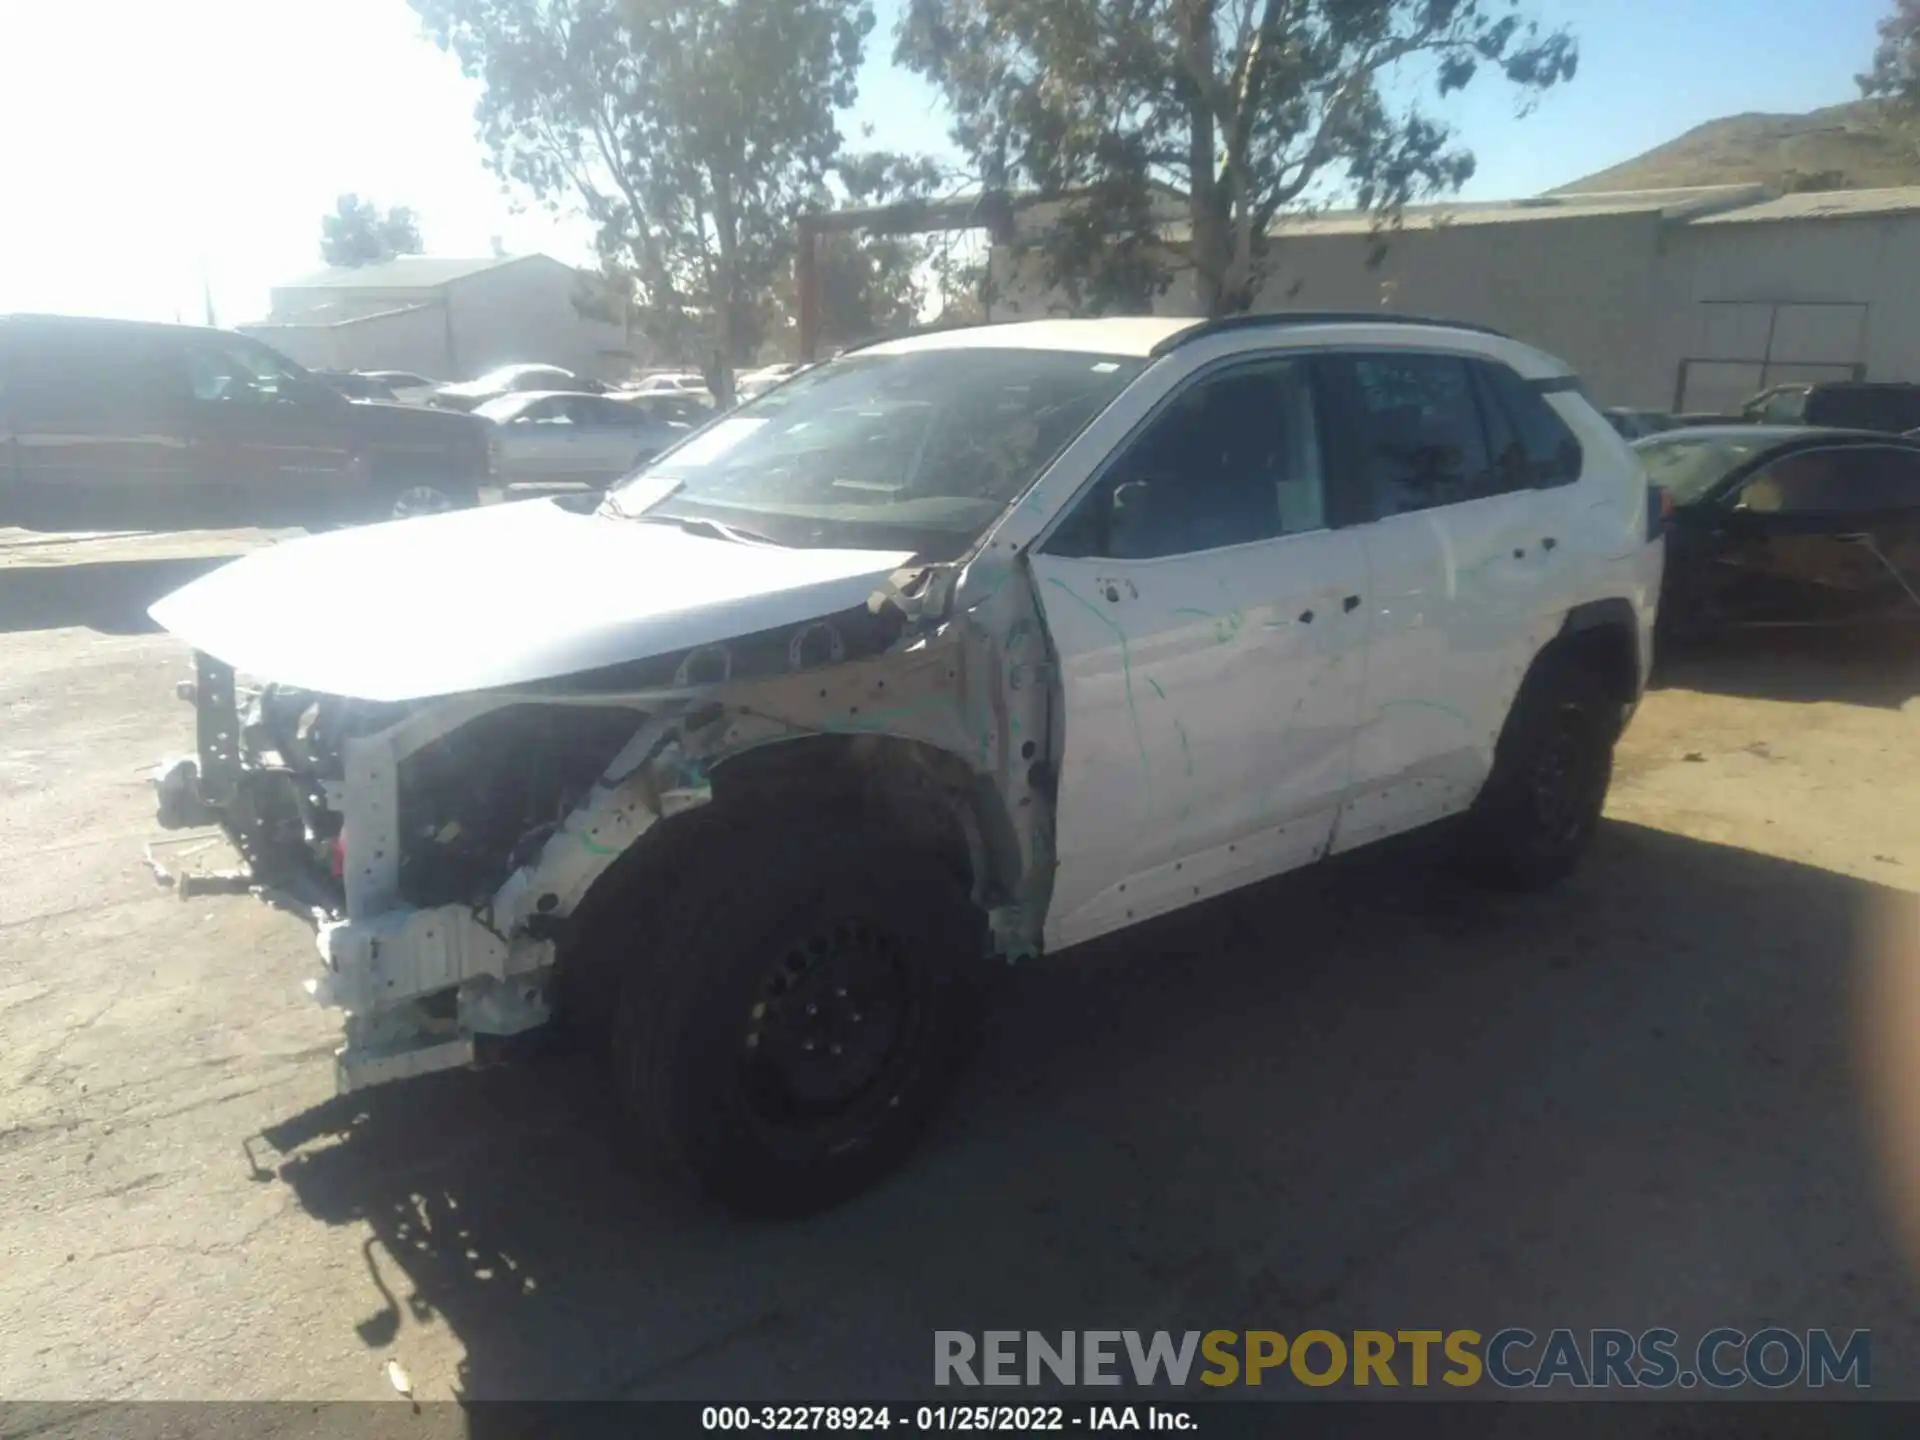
[1340,353,1493,518]
[1477,362,1584,488]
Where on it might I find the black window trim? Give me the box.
[1476,357,1586,492]
[1033,348,1351,560]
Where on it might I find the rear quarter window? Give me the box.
[1479,362,1584,486]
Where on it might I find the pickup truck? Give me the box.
[1,313,491,530]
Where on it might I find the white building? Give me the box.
[240,253,646,382]
[988,183,1920,413]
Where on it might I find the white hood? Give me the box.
[148,499,915,701]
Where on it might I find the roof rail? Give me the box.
[1149,310,1509,356]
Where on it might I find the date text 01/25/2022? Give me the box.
[702,1406,1192,1432]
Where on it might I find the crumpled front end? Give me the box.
[152,652,712,1091]
[150,541,1062,1097]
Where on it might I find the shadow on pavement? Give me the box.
[1654,624,1920,709]
[0,555,231,635]
[260,820,1920,1410]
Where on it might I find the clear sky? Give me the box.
[0,0,1895,327]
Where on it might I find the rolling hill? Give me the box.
[1553,100,1920,194]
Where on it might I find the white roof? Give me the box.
[864,317,1196,358]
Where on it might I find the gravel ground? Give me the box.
[1,529,1916,1406]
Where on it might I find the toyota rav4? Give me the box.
[147,314,1665,1215]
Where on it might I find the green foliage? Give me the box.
[895,0,1579,316]
[320,195,424,267]
[1861,0,1920,112]
[412,0,875,386]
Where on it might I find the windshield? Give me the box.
[1634,433,1769,506]
[605,347,1147,560]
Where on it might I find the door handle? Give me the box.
[1343,594,1361,613]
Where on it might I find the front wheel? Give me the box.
[1459,655,1620,890]
[386,481,474,521]
[609,816,985,1217]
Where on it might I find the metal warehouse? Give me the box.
[989,183,1920,414]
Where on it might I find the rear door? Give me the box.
[175,333,356,526]
[2,321,195,531]
[1030,353,1373,950]
[1325,349,1583,852]
[578,397,664,482]
[493,396,581,484]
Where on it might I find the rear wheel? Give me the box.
[609,816,984,1216]
[386,481,472,520]
[1460,653,1620,890]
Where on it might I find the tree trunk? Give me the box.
[1179,0,1231,317]
[710,165,740,408]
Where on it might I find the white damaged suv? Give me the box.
[149,315,1665,1214]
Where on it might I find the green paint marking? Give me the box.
[1045,576,1152,788]
[1169,606,1216,621]
[581,835,620,856]
[1378,697,1474,726]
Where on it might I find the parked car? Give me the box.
[147,313,1662,1215]
[614,390,714,427]
[1603,407,1683,440]
[1739,381,1920,434]
[313,369,399,402]
[1635,424,1920,635]
[357,370,440,404]
[429,363,609,413]
[0,314,492,530]
[476,390,685,490]
[734,362,804,402]
[626,371,709,396]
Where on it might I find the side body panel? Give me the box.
[1031,527,1369,951]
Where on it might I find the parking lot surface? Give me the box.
[2,527,1918,1402]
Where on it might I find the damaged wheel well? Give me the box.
[554,733,1014,1029]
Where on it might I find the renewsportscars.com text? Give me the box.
[934,1328,1870,1390]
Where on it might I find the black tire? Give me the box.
[609,815,985,1217]
[1459,651,1620,891]
[382,479,476,522]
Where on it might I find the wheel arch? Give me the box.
[1540,596,1641,724]
[555,730,1018,1021]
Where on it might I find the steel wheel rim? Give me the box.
[392,485,454,519]
[740,916,921,1128]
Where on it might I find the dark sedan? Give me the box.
[1635,425,1920,635]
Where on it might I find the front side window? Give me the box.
[1739,447,1920,514]
[605,347,1146,560]
[1044,356,1325,560]
[184,338,312,404]
[1342,353,1493,518]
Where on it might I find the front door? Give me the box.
[177,334,356,527]
[1029,354,1372,952]
[1696,444,1920,625]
